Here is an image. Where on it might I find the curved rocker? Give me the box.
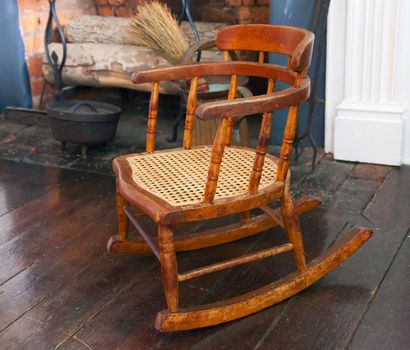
[156,227,372,332]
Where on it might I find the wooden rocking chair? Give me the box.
[108,25,373,332]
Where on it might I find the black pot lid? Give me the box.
[47,100,122,122]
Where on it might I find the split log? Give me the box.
[47,16,226,94]
[43,43,175,94]
[65,16,131,45]
[65,15,225,47]
[42,42,224,95]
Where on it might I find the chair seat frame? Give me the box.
[108,25,372,332]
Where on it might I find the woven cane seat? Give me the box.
[125,146,278,207]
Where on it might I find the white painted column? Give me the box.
[326,0,410,165]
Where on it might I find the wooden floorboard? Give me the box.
[348,230,410,350]
[0,170,113,247]
[0,160,77,217]
[0,175,114,286]
[251,166,410,350]
[0,157,409,349]
[0,214,115,332]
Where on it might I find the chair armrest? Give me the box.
[196,77,310,120]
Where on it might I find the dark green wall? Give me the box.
[0,0,32,112]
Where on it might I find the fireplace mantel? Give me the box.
[326,0,410,165]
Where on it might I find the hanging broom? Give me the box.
[129,1,209,92]
[129,1,189,65]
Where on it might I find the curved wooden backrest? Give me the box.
[216,24,314,72]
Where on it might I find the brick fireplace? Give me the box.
[96,0,269,24]
[17,0,269,107]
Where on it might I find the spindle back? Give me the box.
[132,25,314,203]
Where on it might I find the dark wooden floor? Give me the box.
[0,154,409,349]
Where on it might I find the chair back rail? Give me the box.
[216,24,314,72]
[132,62,297,85]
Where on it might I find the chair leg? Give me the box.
[158,225,179,312]
[241,211,250,224]
[280,190,307,273]
[116,191,129,241]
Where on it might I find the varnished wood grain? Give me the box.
[113,24,373,332]
[216,25,314,72]
[224,74,238,146]
[280,181,307,273]
[276,74,303,182]
[146,81,159,153]
[195,78,309,121]
[158,225,179,312]
[132,62,297,85]
[203,118,228,203]
[182,77,198,149]
[178,243,294,282]
[108,196,320,255]
[113,150,285,225]
[248,78,275,194]
[116,191,129,241]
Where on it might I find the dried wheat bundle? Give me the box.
[129,1,189,64]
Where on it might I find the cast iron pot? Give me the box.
[47,100,122,159]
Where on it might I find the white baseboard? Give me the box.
[334,107,404,166]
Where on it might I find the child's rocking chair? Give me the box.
[108,25,372,332]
